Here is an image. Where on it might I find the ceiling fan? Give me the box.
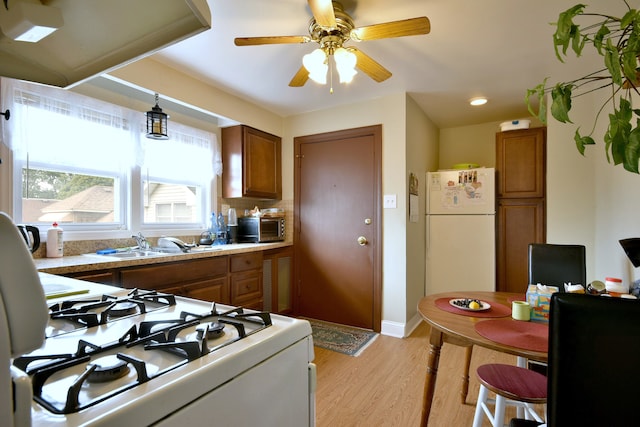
[234,0,430,88]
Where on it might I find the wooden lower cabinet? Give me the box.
[162,277,229,302]
[66,270,118,285]
[62,249,281,310]
[496,198,545,293]
[229,252,263,310]
[120,256,230,303]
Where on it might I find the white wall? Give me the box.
[405,96,438,329]
[284,93,411,336]
[545,91,597,282]
[550,90,640,287]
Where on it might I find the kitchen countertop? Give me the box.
[39,272,125,299]
[35,242,292,275]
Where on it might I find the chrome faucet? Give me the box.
[132,232,150,250]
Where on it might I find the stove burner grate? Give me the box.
[46,289,177,336]
[16,295,273,415]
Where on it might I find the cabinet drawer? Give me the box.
[230,252,263,273]
[67,270,118,285]
[121,256,228,289]
[230,270,262,307]
[185,277,229,303]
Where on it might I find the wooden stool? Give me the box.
[472,364,546,427]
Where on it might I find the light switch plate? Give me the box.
[383,194,397,209]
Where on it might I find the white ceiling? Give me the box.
[151,0,615,128]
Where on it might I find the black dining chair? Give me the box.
[527,243,586,373]
[528,243,586,288]
[510,292,640,427]
[460,243,587,405]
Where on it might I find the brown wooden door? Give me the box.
[496,198,545,293]
[294,125,382,331]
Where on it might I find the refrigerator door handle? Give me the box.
[426,216,431,258]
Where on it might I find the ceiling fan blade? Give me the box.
[351,17,430,41]
[351,48,392,82]
[235,35,310,46]
[289,66,310,87]
[308,0,337,28]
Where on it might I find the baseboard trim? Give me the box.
[380,313,423,338]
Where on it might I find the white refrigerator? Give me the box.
[426,168,496,295]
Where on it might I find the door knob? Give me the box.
[357,236,368,246]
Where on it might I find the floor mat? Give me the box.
[304,318,378,357]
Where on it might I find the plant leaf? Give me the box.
[623,27,640,84]
[625,121,640,173]
[604,127,613,164]
[553,4,586,61]
[620,9,638,28]
[574,129,595,155]
[594,24,610,54]
[604,38,623,87]
[606,98,633,165]
[550,84,573,123]
[525,79,548,124]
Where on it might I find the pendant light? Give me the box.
[145,93,169,140]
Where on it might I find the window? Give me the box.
[1,78,219,238]
[22,168,119,224]
[145,183,197,223]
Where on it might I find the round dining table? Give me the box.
[417,291,548,427]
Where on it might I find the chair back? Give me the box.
[528,244,586,288]
[548,293,640,426]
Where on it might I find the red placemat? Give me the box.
[435,298,511,318]
[475,318,548,352]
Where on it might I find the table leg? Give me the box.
[461,345,473,404]
[421,329,443,427]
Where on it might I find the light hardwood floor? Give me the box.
[314,321,530,427]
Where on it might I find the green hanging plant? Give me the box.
[526,2,640,173]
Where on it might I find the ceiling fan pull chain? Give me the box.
[329,54,334,94]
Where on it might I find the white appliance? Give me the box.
[0,212,316,427]
[426,168,496,295]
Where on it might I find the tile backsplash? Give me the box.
[31,199,293,258]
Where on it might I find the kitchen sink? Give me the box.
[189,246,223,253]
[108,250,169,258]
[84,249,173,259]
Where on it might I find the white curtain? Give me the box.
[141,120,218,183]
[1,77,218,181]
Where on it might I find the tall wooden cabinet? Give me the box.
[496,127,546,293]
[221,125,282,199]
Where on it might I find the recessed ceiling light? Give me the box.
[470,97,488,106]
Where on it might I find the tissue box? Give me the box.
[526,284,559,322]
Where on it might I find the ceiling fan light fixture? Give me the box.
[303,48,328,84]
[470,97,488,106]
[334,47,357,83]
[0,0,63,43]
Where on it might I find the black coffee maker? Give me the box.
[17,225,40,253]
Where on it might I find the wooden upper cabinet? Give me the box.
[222,125,282,199]
[496,127,546,198]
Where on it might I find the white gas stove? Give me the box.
[0,214,315,427]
